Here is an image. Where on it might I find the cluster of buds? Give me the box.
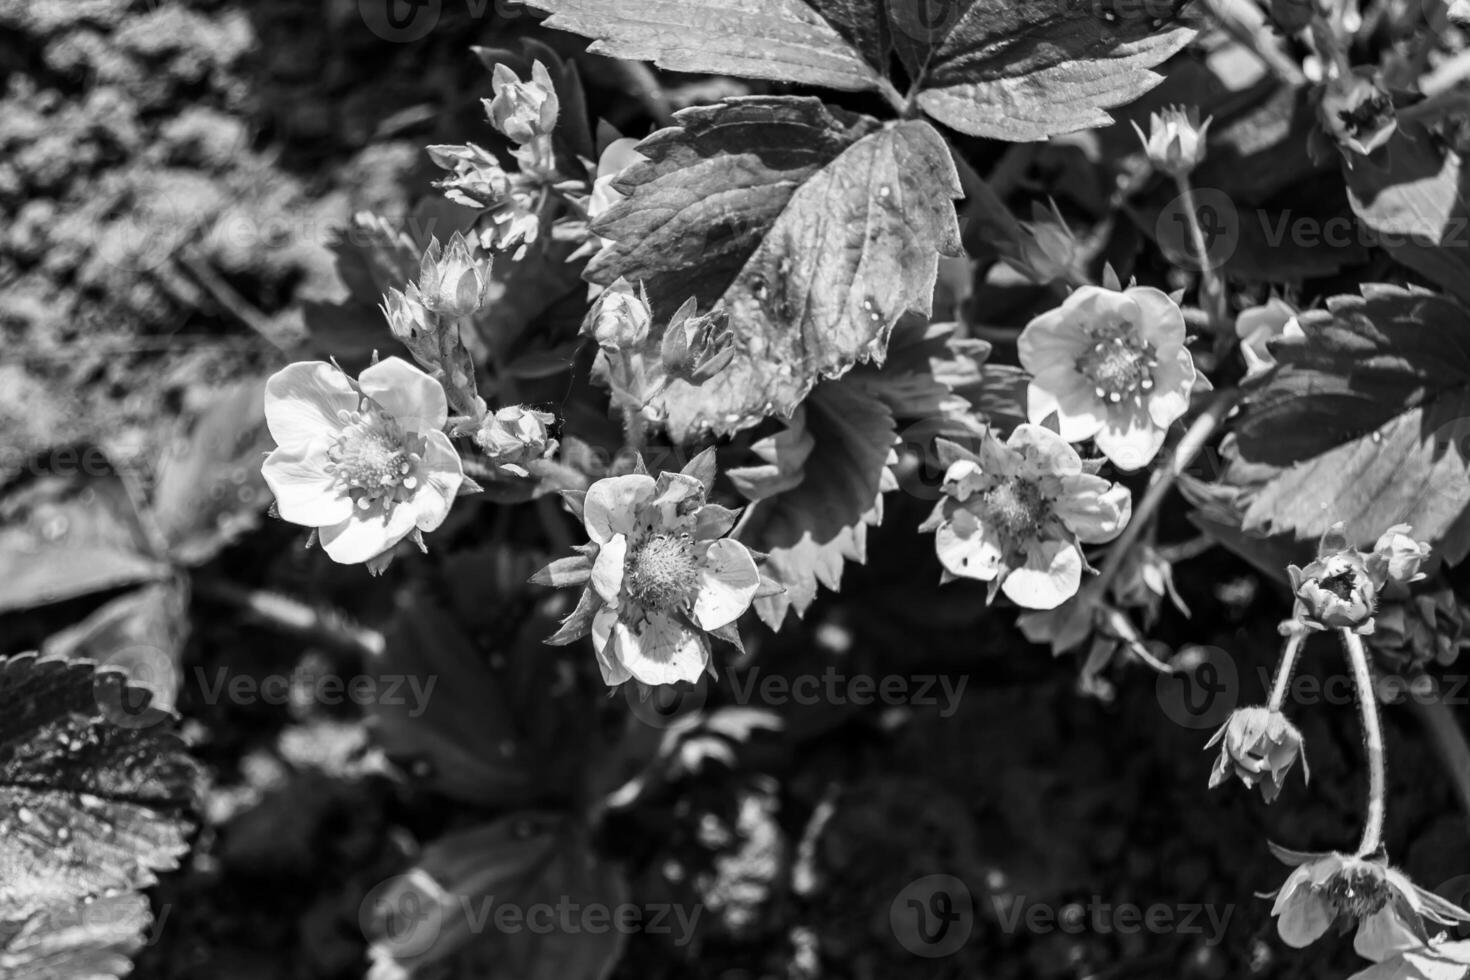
[1289,523,1429,634]
[1132,105,1211,179]
[485,61,560,180]
[1208,706,1308,803]
[427,144,543,254]
[473,405,557,478]
[1370,586,1467,676]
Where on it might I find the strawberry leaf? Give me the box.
[589,97,961,439]
[1227,285,1470,562]
[524,0,887,92]
[1,653,201,980]
[910,0,1197,140]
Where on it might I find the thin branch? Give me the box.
[1341,629,1387,857]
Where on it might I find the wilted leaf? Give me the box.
[0,654,201,980]
[1228,285,1470,562]
[909,0,1196,141]
[0,451,167,616]
[589,96,961,438]
[738,378,896,627]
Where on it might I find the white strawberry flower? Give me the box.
[1019,283,1207,471]
[921,424,1132,609]
[261,357,463,566]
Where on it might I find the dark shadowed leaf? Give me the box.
[0,654,201,980]
[0,451,167,615]
[1228,285,1470,562]
[1344,121,1470,307]
[910,0,1196,141]
[365,814,627,980]
[589,97,961,438]
[41,582,190,715]
[738,378,896,627]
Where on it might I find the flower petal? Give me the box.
[1093,403,1167,471]
[262,440,353,528]
[1009,423,1082,477]
[692,539,759,630]
[1354,906,1424,963]
[318,504,419,565]
[1002,539,1082,609]
[359,356,449,432]
[407,429,464,533]
[936,519,1004,581]
[592,606,632,686]
[615,611,709,686]
[1028,367,1107,443]
[1054,475,1132,543]
[1146,347,1197,429]
[592,533,628,605]
[264,362,355,452]
[583,474,656,544]
[1275,887,1334,948]
[1017,305,1086,372]
[1127,286,1186,354]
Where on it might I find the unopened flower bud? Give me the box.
[1207,706,1307,803]
[1009,200,1079,286]
[662,299,735,384]
[381,283,432,345]
[1319,67,1396,157]
[1132,105,1211,178]
[486,61,559,145]
[1369,524,1430,593]
[1372,587,1468,674]
[586,278,651,350]
[1235,298,1302,381]
[1288,524,1379,633]
[418,233,489,319]
[474,405,556,477]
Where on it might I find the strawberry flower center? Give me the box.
[1076,320,1159,403]
[327,404,425,512]
[625,532,699,611]
[983,477,1050,553]
[1323,865,1391,920]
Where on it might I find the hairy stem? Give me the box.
[1171,176,1230,332]
[1267,627,1307,713]
[1340,628,1387,857]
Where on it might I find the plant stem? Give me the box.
[1089,387,1241,602]
[1340,628,1387,857]
[1171,176,1230,332]
[1267,627,1306,712]
[195,577,385,659]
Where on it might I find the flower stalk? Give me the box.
[1172,175,1230,332]
[1341,627,1387,857]
[1268,625,1307,713]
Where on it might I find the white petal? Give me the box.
[936,518,1003,581]
[1146,347,1197,429]
[408,430,463,533]
[692,539,759,630]
[615,611,709,686]
[1002,539,1083,609]
[1354,907,1422,963]
[262,440,353,528]
[592,534,628,605]
[1054,475,1132,544]
[359,356,449,431]
[1127,286,1187,354]
[592,606,632,686]
[1017,305,1085,373]
[1094,404,1168,471]
[1028,367,1106,443]
[1009,423,1082,477]
[583,474,656,544]
[319,505,418,565]
[1275,889,1334,948]
[264,362,355,452]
